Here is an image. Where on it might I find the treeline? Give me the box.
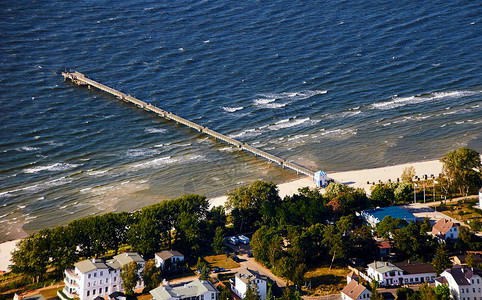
[11,194,226,282]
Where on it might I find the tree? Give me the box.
[266,284,274,300]
[323,224,347,269]
[212,226,226,254]
[245,279,261,300]
[376,216,407,240]
[440,148,481,196]
[369,288,383,300]
[434,284,450,300]
[121,261,140,296]
[401,166,416,183]
[370,184,395,207]
[394,183,414,203]
[292,263,306,288]
[142,259,161,291]
[199,265,210,281]
[396,287,415,300]
[226,180,281,232]
[10,229,51,283]
[418,282,437,300]
[432,243,452,275]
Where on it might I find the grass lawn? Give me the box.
[40,286,63,299]
[203,254,240,270]
[303,266,349,295]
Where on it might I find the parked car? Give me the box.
[232,255,240,262]
[228,236,239,245]
[213,267,225,273]
[247,252,254,258]
[237,235,250,244]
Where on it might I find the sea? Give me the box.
[0,0,481,242]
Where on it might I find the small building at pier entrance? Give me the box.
[315,170,328,187]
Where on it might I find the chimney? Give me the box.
[385,262,388,266]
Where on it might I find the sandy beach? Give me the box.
[0,159,443,273]
[209,159,443,207]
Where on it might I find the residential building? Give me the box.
[231,268,268,300]
[366,260,436,287]
[367,261,404,287]
[341,280,371,300]
[155,250,184,272]
[377,241,392,258]
[360,206,416,227]
[347,271,359,284]
[149,280,218,300]
[435,265,482,300]
[61,252,145,300]
[393,261,437,285]
[451,252,482,266]
[432,218,460,241]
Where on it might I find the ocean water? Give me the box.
[0,0,481,242]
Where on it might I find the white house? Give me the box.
[366,260,436,287]
[435,265,482,300]
[155,250,184,272]
[393,261,437,285]
[367,261,404,287]
[149,279,218,300]
[61,252,145,300]
[341,280,371,300]
[432,218,460,241]
[231,268,268,300]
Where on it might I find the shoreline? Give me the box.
[0,158,444,272]
[209,158,443,207]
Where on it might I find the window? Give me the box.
[211,293,214,299]
[93,281,96,286]
[100,271,103,276]
[106,278,109,283]
[93,290,96,295]
[105,287,108,293]
[87,291,90,296]
[462,289,464,293]
[99,288,102,294]
[94,272,97,277]
[88,283,91,287]
[114,277,117,282]
[410,278,413,282]
[88,274,91,279]
[100,280,102,285]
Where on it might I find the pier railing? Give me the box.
[62,71,316,179]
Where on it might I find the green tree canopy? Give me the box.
[121,261,140,296]
[432,243,452,275]
[440,148,481,196]
[142,259,161,291]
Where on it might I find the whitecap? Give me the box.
[228,129,262,139]
[19,146,40,151]
[222,106,244,113]
[268,117,311,131]
[145,127,168,134]
[126,148,160,157]
[24,163,80,174]
[371,90,479,110]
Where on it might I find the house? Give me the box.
[435,265,482,300]
[155,250,184,272]
[432,218,460,241]
[367,261,404,287]
[347,271,359,284]
[451,253,482,266]
[393,261,437,285]
[149,279,218,300]
[377,241,392,258]
[341,280,371,300]
[61,252,145,300]
[360,206,416,227]
[231,268,268,300]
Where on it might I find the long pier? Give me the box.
[62,71,317,179]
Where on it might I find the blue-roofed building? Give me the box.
[361,206,416,227]
[315,170,328,187]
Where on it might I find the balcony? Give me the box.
[65,269,80,281]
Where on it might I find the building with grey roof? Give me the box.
[367,260,437,287]
[60,252,145,300]
[360,206,416,227]
[231,268,268,300]
[435,265,482,300]
[155,250,185,272]
[149,279,218,300]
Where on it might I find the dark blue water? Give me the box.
[0,0,481,241]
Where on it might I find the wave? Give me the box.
[268,117,312,131]
[145,127,168,133]
[253,90,327,109]
[24,163,80,174]
[223,106,244,113]
[18,146,40,151]
[126,148,160,157]
[228,129,262,139]
[371,90,479,110]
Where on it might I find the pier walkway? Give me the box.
[62,71,316,179]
